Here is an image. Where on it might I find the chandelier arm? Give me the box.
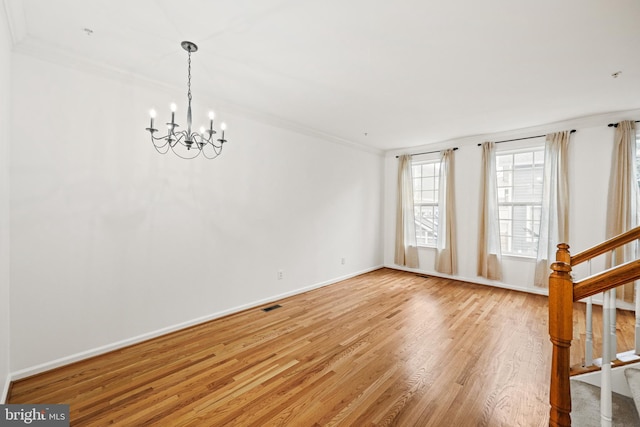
[153,145,170,155]
[152,141,170,150]
[151,139,170,154]
[201,149,221,160]
[200,141,223,159]
[173,131,196,148]
[150,134,170,149]
[195,134,217,150]
[169,141,202,160]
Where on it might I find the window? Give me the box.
[636,128,640,189]
[412,160,440,247]
[496,148,544,257]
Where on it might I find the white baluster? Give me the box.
[610,288,617,362]
[636,240,640,355]
[636,282,640,355]
[586,296,593,366]
[601,289,613,427]
[585,260,593,366]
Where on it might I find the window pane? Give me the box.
[421,190,436,203]
[498,187,510,203]
[497,154,513,170]
[414,204,438,247]
[514,152,533,166]
[424,176,435,191]
[415,206,426,246]
[412,159,440,247]
[533,167,543,197]
[497,170,512,186]
[413,177,421,193]
[636,133,640,188]
[425,163,434,176]
[513,185,531,202]
[496,147,544,257]
[508,205,540,256]
[499,206,512,220]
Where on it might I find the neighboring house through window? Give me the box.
[496,146,545,257]
[636,123,640,186]
[412,159,440,247]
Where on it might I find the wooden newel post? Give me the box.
[549,243,573,427]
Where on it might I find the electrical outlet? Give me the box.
[277,270,283,280]
[341,258,346,265]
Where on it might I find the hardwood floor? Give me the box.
[8,268,636,426]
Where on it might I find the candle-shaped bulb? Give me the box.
[221,122,227,131]
[199,126,205,134]
[149,109,156,130]
[208,111,214,132]
[169,103,176,127]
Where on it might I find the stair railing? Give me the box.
[576,231,640,366]
[549,226,640,427]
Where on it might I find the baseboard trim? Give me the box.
[383,264,638,310]
[383,263,549,296]
[9,265,383,382]
[1,375,10,404]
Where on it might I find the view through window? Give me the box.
[496,147,544,257]
[636,128,640,188]
[412,160,440,247]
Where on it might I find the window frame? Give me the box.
[411,155,441,248]
[495,142,545,258]
[636,127,640,189]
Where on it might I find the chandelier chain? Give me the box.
[187,50,192,103]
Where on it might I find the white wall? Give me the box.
[9,53,383,374]
[384,110,640,293]
[0,1,11,402]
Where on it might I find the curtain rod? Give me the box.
[478,129,576,147]
[395,147,458,158]
[608,120,640,128]
[476,129,576,146]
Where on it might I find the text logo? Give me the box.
[0,405,69,426]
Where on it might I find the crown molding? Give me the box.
[12,36,383,157]
[3,0,26,45]
[386,108,640,158]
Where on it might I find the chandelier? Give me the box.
[145,41,228,159]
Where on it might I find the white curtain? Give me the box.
[395,154,419,268]
[478,142,502,280]
[605,120,639,302]
[435,149,456,274]
[534,131,571,287]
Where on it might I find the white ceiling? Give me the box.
[5,0,640,152]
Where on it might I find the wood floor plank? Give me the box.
[8,268,636,426]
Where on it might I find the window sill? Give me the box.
[502,254,536,262]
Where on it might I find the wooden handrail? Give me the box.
[573,259,640,301]
[549,228,640,426]
[571,226,640,266]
